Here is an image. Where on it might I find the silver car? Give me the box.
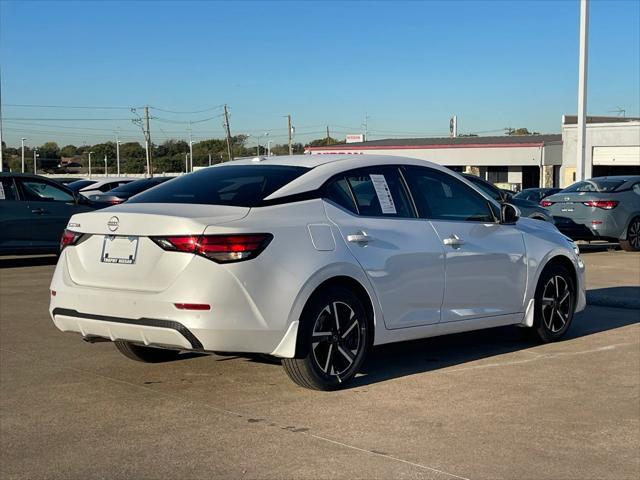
[542,176,640,251]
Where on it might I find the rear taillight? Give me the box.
[151,234,273,263]
[60,229,84,252]
[583,200,618,210]
[540,200,554,207]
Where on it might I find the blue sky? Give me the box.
[1,0,639,147]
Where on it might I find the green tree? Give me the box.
[39,142,61,159]
[306,136,344,147]
[60,144,78,157]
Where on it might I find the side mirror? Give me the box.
[500,203,520,224]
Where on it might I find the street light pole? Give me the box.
[21,138,26,173]
[104,155,108,176]
[116,138,121,176]
[88,151,93,179]
[267,140,273,156]
[189,140,194,172]
[576,0,590,181]
[33,148,39,174]
[184,153,188,174]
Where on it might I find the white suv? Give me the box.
[50,155,586,389]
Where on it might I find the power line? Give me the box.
[3,117,135,121]
[150,105,224,114]
[3,103,135,110]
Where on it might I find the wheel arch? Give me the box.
[539,254,578,306]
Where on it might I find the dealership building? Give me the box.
[306,116,640,190]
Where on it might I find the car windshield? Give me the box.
[563,179,626,193]
[128,165,309,206]
[109,178,173,195]
[67,179,97,191]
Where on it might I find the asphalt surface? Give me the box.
[1,251,639,480]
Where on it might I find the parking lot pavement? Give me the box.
[1,255,639,480]
[581,249,640,309]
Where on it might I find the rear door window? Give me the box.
[325,167,414,218]
[128,165,309,206]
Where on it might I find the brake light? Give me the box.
[152,234,273,263]
[60,229,84,252]
[540,200,554,207]
[583,200,618,210]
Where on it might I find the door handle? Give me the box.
[31,208,50,215]
[443,234,464,246]
[347,232,373,245]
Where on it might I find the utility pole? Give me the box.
[576,0,590,181]
[144,106,153,177]
[116,138,121,176]
[223,104,233,161]
[288,114,293,155]
[362,113,370,141]
[326,125,330,144]
[185,153,188,173]
[21,138,26,173]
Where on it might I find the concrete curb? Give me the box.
[587,292,640,310]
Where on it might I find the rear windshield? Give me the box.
[128,165,309,206]
[67,179,97,191]
[110,177,173,195]
[563,179,625,193]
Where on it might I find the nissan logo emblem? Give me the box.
[107,216,119,232]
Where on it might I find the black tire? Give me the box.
[114,340,181,363]
[620,216,640,252]
[528,264,576,343]
[282,286,370,390]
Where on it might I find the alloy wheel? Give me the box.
[628,219,640,249]
[541,275,572,333]
[311,301,362,377]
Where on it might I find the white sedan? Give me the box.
[50,155,586,390]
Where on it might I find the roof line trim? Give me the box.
[307,142,548,151]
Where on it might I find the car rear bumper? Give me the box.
[554,217,622,241]
[49,252,297,356]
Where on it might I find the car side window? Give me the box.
[339,167,414,218]
[18,179,75,203]
[404,166,495,222]
[633,183,640,196]
[324,177,358,213]
[0,177,19,201]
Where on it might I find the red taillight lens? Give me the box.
[540,200,554,207]
[152,234,273,263]
[60,229,84,252]
[583,200,618,210]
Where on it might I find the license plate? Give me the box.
[101,236,139,264]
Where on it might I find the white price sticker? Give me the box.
[369,174,397,214]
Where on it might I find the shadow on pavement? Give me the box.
[0,255,58,269]
[587,286,640,310]
[350,305,639,388]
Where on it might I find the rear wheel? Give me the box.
[114,341,181,363]
[282,286,370,390]
[620,216,640,252]
[528,264,575,343]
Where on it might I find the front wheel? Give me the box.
[620,216,640,252]
[528,264,576,343]
[114,341,181,363]
[282,286,370,390]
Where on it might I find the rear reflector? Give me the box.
[174,303,211,311]
[152,234,273,263]
[60,229,84,252]
[540,200,554,207]
[583,200,618,210]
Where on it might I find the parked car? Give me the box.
[68,177,135,197]
[0,173,95,255]
[49,155,585,390]
[462,174,554,222]
[541,176,640,251]
[515,188,562,203]
[55,162,83,174]
[88,177,175,208]
[51,177,83,186]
